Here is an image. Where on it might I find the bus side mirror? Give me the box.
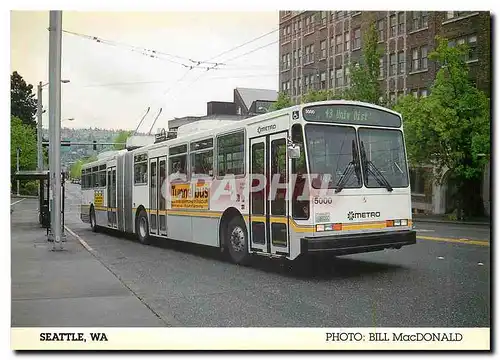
[288,144,301,159]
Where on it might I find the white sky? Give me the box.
[11,10,279,131]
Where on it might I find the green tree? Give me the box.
[394,36,490,218]
[113,130,133,150]
[301,88,345,103]
[11,116,37,191]
[269,91,292,111]
[344,22,384,105]
[11,71,37,127]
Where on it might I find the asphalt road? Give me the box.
[63,184,491,327]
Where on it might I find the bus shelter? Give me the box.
[13,170,66,231]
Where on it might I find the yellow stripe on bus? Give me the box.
[86,205,413,234]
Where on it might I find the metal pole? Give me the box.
[49,10,63,250]
[16,147,20,196]
[37,82,43,171]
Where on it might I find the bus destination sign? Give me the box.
[302,105,401,127]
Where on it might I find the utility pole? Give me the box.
[37,82,43,171]
[48,10,64,250]
[16,147,20,196]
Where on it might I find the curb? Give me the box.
[10,195,38,199]
[413,218,490,226]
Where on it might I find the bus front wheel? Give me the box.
[135,209,151,245]
[227,217,250,265]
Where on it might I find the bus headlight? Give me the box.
[400,219,408,226]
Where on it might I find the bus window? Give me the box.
[99,165,106,187]
[169,144,188,181]
[291,124,309,219]
[217,131,244,176]
[190,138,214,179]
[92,166,99,187]
[134,154,148,184]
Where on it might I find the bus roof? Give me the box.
[80,100,400,167]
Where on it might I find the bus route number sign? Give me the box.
[303,105,401,127]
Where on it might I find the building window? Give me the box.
[378,19,385,41]
[281,54,287,70]
[335,34,342,53]
[336,68,343,87]
[398,51,405,74]
[134,153,148,184]
[321,11,327,26]
[422,11,428,27]
[345,32,350,51]
[421,46,428,69]
[452,34,479,62]
[390,15,397,37]
[305,44,314,63]
[412,90,418,98]
[344,67,350,86]
[320,71,326,89]
[398,12,405,34]
[329,69,334,85]
[446,11,469,20]
[467,35,478,61]
[352,28,361,49]
[390,53,397,76]
[320,40,327,59]
[390,93,396,104]
[217,131,245,176]
[379,57,384,78]
[412,11,428,31]
[298,48,302,64]
[293,50,297,67]
[410,46,428,72]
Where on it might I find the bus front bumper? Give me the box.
[300,230,416,256]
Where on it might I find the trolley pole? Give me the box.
[48,10,64,250]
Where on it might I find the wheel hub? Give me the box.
[230,226,245,252]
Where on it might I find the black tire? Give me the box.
[90,207,98,232]
[226,217,250,265]
[135,209,151,245]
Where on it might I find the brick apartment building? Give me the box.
[278,10,491,215]
[279,11,490,102]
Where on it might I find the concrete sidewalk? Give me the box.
[11,198,164,327]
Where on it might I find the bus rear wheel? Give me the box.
[226,217,250,265]
[136,209,151,245]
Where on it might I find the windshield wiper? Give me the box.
[334,140,361,193]
[360,141,393,192]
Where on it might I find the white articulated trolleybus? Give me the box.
[80,100,416,264]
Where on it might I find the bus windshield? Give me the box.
[358,127,409,188]
[305,124,362,189]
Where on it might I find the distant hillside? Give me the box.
[42,127,144,168]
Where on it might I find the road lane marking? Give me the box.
[64,226,94,252]
[10,198,25,206]
[417,235,489,247]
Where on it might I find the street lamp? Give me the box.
[37,79,70,171]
